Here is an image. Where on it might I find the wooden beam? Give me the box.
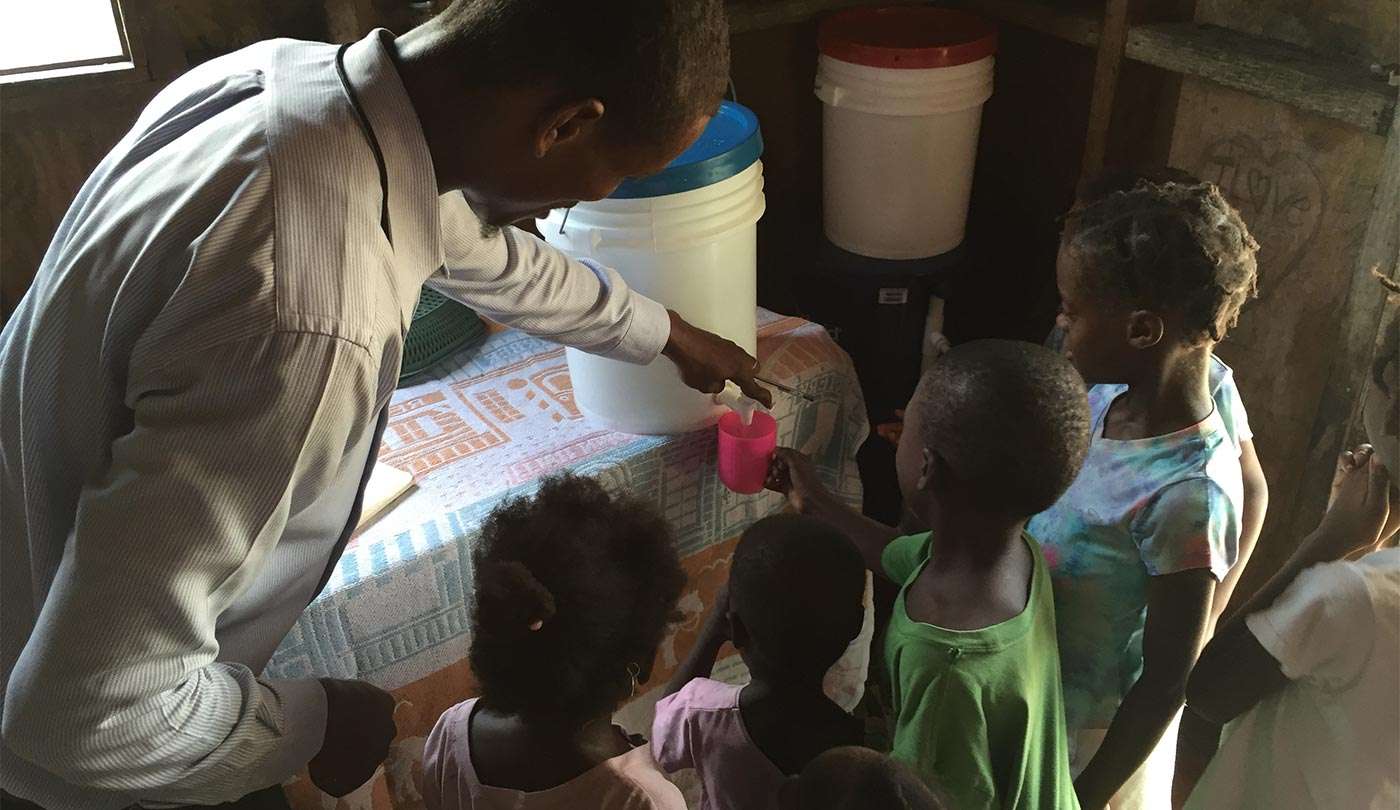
[727,0,923,34]
[723,1,1395,135]
[726,0,1100,44]
[1080,0,1131,176]
[950,0,1099,46]
[1288,104,1400,546]
[1126,22,1396,135]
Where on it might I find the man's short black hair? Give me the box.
[468,474,685,722]
[432,0,729,146]
[912,340,1090,517]
[730,514,865,679]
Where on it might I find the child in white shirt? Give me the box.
[1184,446,1397,809]
[1181,311,1400,809]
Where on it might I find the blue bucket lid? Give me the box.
[610,101,763,199]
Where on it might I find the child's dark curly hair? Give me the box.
[468,474,686,722]
[1064,180,1260,344]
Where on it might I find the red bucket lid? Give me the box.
[819,7,997,69]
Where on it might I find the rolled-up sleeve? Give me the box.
[2,331,378,805]
[428,192,670,364]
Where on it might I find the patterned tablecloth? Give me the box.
[266,309,868,810]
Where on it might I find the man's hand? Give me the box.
[309,679,397,797]
[662,311,773,408]
[766,448,832,515]
[1313,444,1392,561]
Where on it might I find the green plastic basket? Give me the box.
[398,288,487,386]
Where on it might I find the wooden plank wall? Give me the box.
[1165,0,1396,602]
[1194,0,1398,65]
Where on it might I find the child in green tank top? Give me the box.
[769,340,1090,808]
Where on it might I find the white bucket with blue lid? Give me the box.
[539,101,765,435]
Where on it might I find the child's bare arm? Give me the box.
[1184,621,1286,727]
[662,585,730,699]
[1183,447,1391,721]
[767,448,899,576]
[1176,592,1289,808]
[1074,570,1216,810]
[1172,708,1224,808]
[1175,446,1392,804]
[1212,440,1269,625]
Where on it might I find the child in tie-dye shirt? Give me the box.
[1067,168,1271,631]
[1030,180,1260,809]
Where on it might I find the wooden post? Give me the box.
[1080,0,1131,177]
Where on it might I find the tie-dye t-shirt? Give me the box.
[1210,356,1252,450]
[1027,362,1244,736]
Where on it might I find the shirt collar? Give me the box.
[341,30,445,298]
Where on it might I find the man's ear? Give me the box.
[534,98,606,158]
[1125,310,1165,350]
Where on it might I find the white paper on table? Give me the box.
[356,462,415,530]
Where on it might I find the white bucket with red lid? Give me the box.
[816,7,997,260]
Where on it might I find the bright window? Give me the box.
[0,0,130,77]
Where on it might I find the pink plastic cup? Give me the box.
[717,411,778,494]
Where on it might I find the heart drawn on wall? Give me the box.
[1196,134,1326,300]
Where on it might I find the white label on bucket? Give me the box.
[878,288,909,305]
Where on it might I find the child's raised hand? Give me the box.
[1329,444,1373,508]
[1312,445,1392,560]
[766,448,828,514]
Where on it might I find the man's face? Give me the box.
[461,112,710,227]
[1055,244,1136,385]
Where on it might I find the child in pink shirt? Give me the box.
[651,515,866,810]
[421,475,688,810]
